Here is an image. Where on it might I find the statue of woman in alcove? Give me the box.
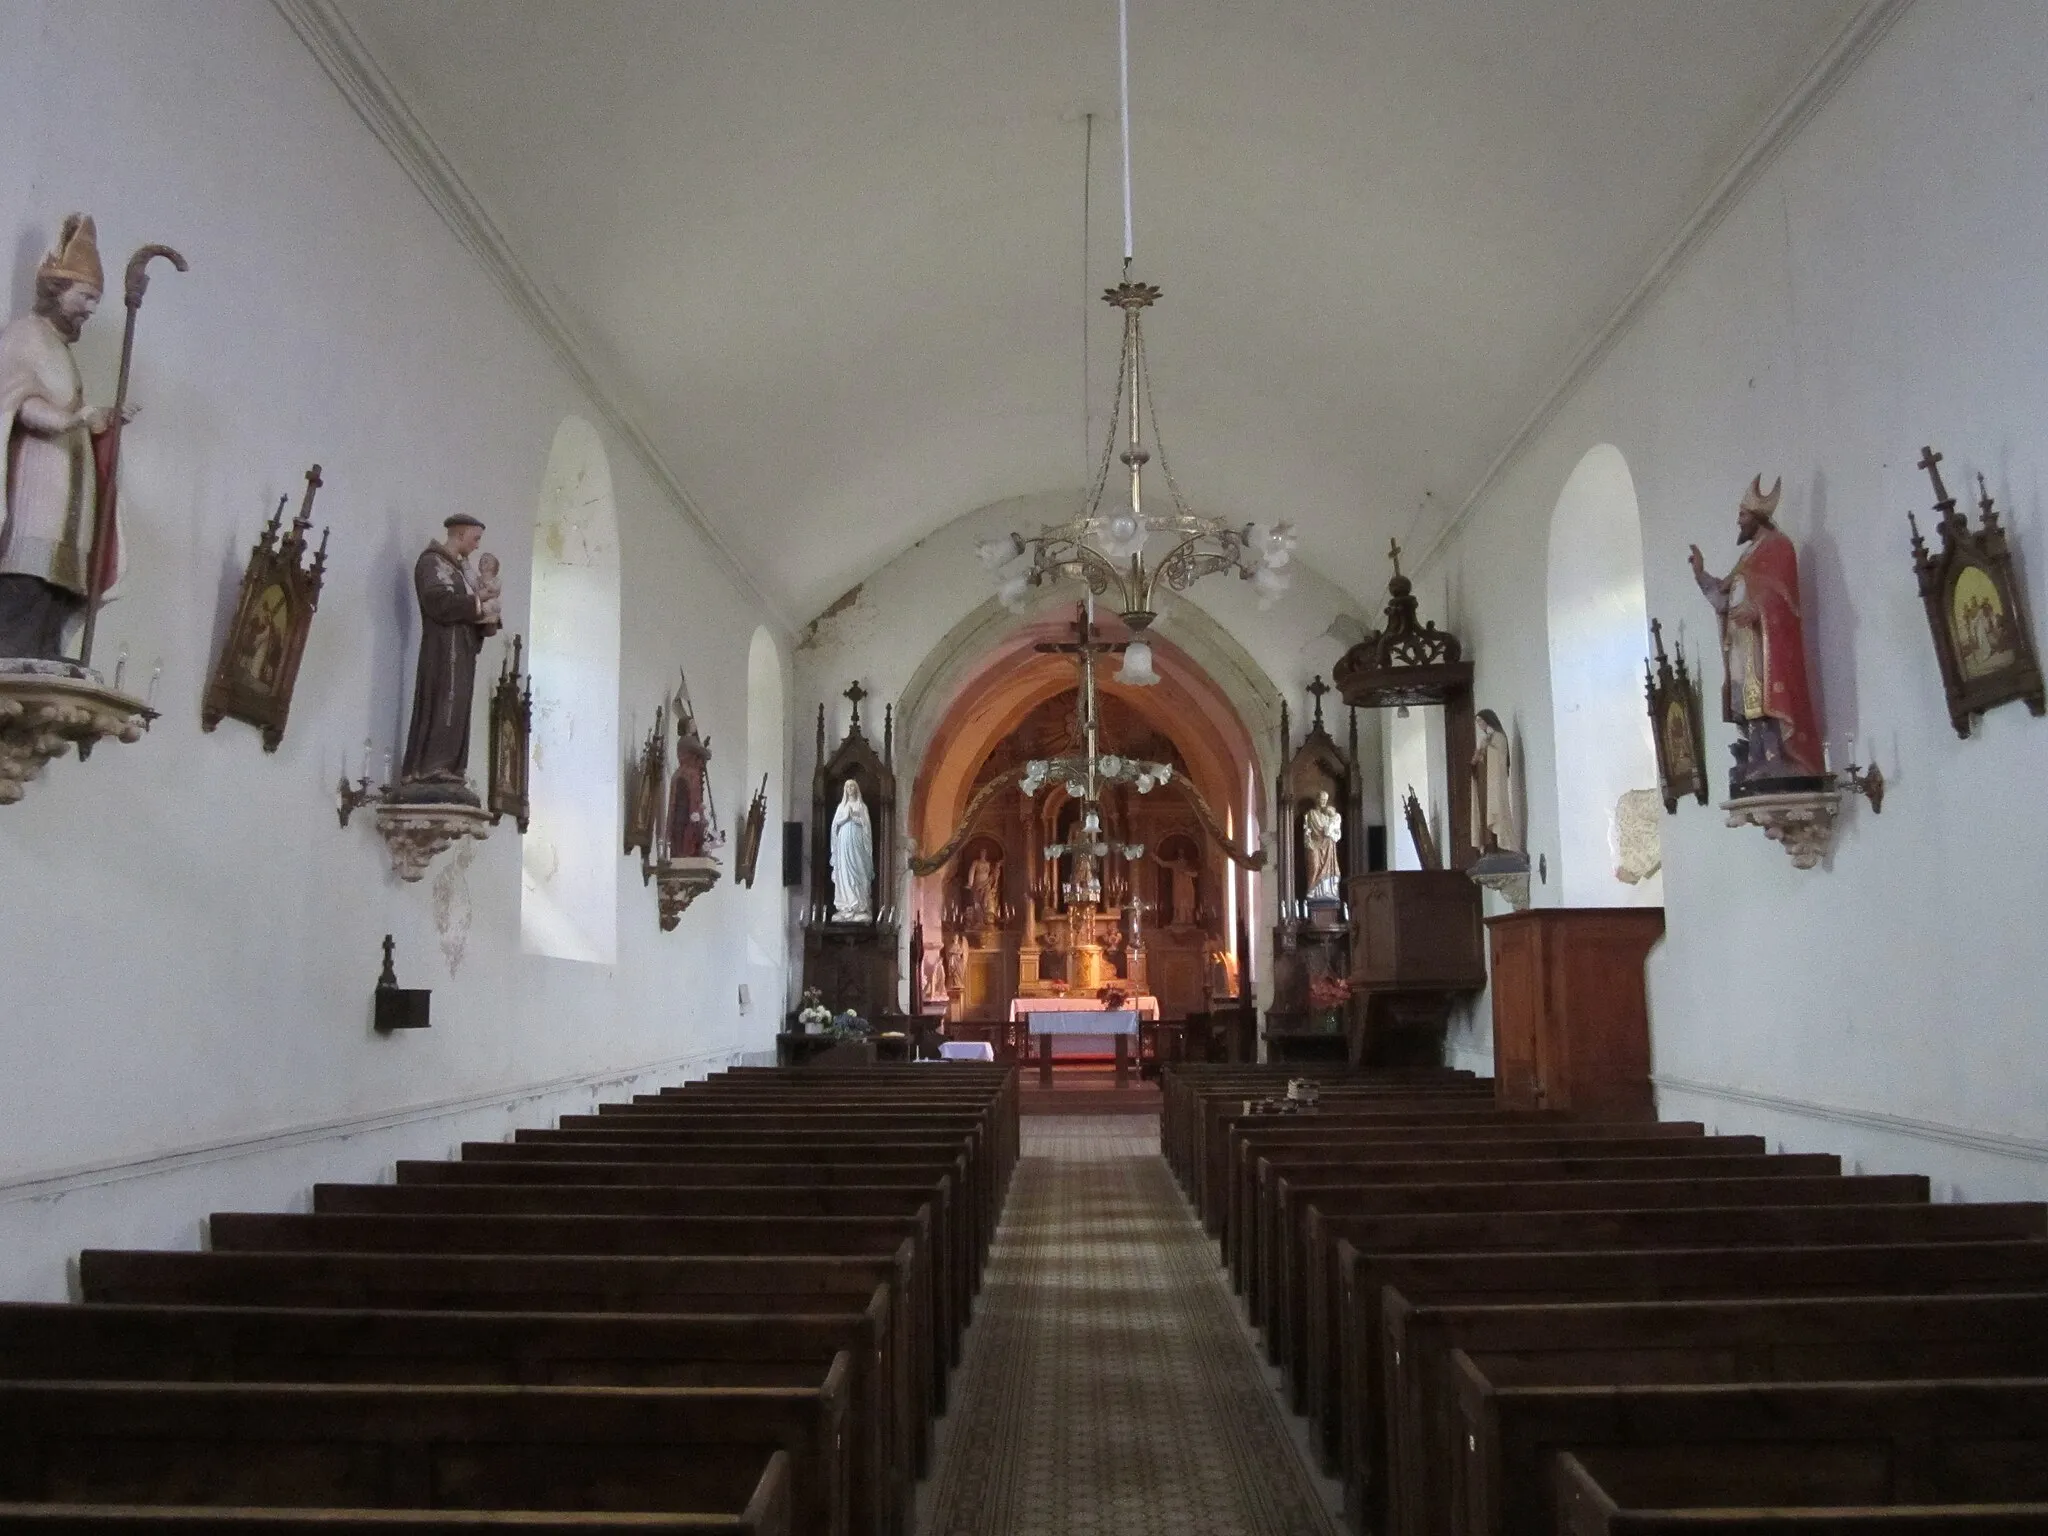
[829,776,875,920]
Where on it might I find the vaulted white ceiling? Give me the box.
[332,0,1868,621]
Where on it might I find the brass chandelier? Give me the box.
[976,0,1295,689]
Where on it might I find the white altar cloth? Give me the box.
[937,1041,996,1061]
[1007,995,1159,1023]
[1028,1009,1139,1036]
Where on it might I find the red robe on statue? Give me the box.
[1717,526,1821,774]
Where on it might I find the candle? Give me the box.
[1822,741,1832,773]
[147,663,161,707]
[382,752,394,786]
[113,644,128,690]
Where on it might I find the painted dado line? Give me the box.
[0,1049,741,1207]
[1655,1073,2048,1167]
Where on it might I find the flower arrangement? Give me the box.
[796,988,832,1033]
[1098,985,1129,1012]
[1307,974,1353,1012]
[1047,978,1069,996]
[826,1010,871,1042]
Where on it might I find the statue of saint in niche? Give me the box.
[395,513,499,802]
[966,848,1001,928]
[0,216,137,663]
[1690,476,1823,794]
[1301,788,1343,902]
[1156,845,1200,928]
[829,776,875,921]
[1470,709,1520,855]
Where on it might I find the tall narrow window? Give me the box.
[522,417,621,963]
[1547,444,1660,905]
[744,626,787,1016]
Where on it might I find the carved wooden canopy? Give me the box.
[1332,540,1473,709]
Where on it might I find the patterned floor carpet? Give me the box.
[916,1114,1344,1535]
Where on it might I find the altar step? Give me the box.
[1020,1065,1162,1117]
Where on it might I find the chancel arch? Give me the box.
[1545,443,1662,905]
[520,416,622,964]
[904,604,1265,1027]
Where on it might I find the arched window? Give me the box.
[743,626,787,1015]
[1546,444,1661,904]
[521,417,622,963]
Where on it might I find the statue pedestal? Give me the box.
[1723,789,1841,869]
[374,798,491,881]
[0,666,152,805]
[655,854,723,929]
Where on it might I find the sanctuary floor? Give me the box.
[916,1113,1344,1535]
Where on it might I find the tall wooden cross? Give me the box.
[1387,537,1404,578]
[1032,602,1128,662]
[1306,674,1331,730]
[1918,446,1953,511]
[843,679,866,730]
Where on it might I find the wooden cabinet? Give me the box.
[1487,907,1664,1119]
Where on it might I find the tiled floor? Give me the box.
[916,1114,1344,1535]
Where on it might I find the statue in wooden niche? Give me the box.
[1301,788,1344,902]
[1690,476,1824,795]
[830,776,875,920]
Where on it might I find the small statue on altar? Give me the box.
[0,216,137,663]
[395,513,499,801]
[943,928,966,992]
[1470,709,1519,855]
[1301,788,1343,902]
[966,848,1001,928]
[1690,476,1824,794]
[829,776,875,920]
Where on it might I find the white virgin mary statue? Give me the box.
[829,777,875,921]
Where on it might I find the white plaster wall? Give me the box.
[1412,0,2048,1194]
[0,0,781,1296]
[788,490,1382,1010]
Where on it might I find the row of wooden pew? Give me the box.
[0,1063,1018,1534]
[1162,1063,2048,1535]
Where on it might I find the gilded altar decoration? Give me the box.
[202,466,329,751]
[1907,446,2044,738]
[486,634,531,832]
[1644,617,1709,813]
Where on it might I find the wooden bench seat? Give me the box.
[0,1381,833,1530]
[1334,1238,2048,1536]
[202,1213,944,1427]
[1379,1292,2048,1536]
[78,1250,926,1498]
[1456,1366,2048,1536]
[1236,1138,1783,1297]
[0,1492,790,1533]
[1553,1451,2048,1536]
[0,1301,895,1536]
[1292,1181,1951,1427]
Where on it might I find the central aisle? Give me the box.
[917,1114,1344,1535]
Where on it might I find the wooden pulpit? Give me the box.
[1487,906,1665,1119]
[1345,871,1486,1065]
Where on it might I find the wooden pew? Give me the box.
[1290,1179,1943,1423]
[1384,1291,2048,1536]
[1250,1147,1823,1338]
[78,1250,925,1510]
[0,1497,792,1532]
[202,1212,943,1431]
[0,1301,893,1536]
[1334,1236,2048,1536]
[1552,1451,2048,1536]
[0,1383,821,1530]
[1236,1135,1779,1299]
[316,1180,971,1379]
[1455,1366,2048,1536]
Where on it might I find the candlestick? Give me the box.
[147,662,161,708]
[383,752,394,787]
[1821,741,1832,773]
[113,644,128,691]
[360,738,374,782]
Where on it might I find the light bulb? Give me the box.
[1116,638,1160,687]
[1262,521,1297,569]
[997,572,1031,610]
[977,532,1023,571]
[1252,564,1290,604]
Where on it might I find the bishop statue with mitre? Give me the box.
[1689,475,1823,793]
[0,215,136,663]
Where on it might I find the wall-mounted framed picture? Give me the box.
[1909,448,2046,739]
[735,774,768,887]
[200,467,328,752]
[486,633,532,831]
[1644,617,1709,813]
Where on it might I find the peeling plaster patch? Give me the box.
[433,839,479,975]
[796,583,864,650]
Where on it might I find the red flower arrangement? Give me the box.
[1307,974,1353,1012]
[1098,985,1129,1011]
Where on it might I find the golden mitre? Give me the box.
[38,213,105,291]
[1740,474,1783,520]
